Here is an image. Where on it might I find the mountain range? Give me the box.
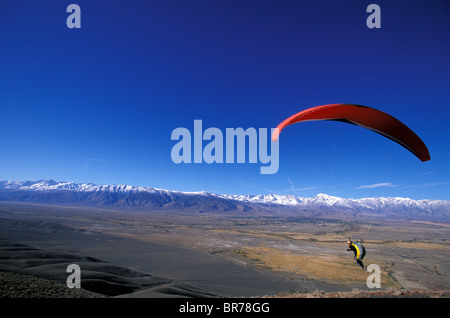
[0,180,449,220]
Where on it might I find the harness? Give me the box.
[351,241,366,260]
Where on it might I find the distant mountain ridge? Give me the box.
[0,180,449,220]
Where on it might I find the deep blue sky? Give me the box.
[1,0,449,200]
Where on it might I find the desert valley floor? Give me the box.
[0,201,449,298]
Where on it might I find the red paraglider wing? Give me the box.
[272,104,430,162]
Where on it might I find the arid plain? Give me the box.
[0,201,449,297]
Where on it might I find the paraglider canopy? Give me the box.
[272,104,430,162]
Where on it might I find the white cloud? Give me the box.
[411,181,450,188]
[357,182,396,189]
[285,176,317,193]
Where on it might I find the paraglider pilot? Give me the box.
[347,238,367,271]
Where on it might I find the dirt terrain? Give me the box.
[0,201,449,297]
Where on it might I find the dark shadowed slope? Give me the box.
[0,217,308,297]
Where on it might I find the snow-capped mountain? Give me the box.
[0,180,449,219]
[219,192,450,218]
